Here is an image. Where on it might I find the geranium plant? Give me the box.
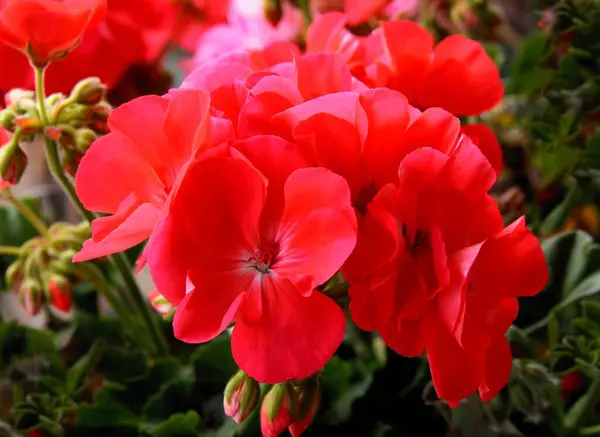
[0,1,599,437]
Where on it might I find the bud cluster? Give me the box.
[0,77,112,179]
[5,222,91,316]
[223,371,320,437]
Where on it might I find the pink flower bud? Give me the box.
[71,77,107,106]
[0,134,27,186]
[289,381,319,437]
[18,279,43,316]
[47,274,72,313]
[224,370,260,424]
[261,384,297,437]
[149,290,175,317]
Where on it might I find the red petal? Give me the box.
[461,124,503,177]
[345,0,389,25]
[275,168,357,288]
[424,311,484,404]
[74,201,160,262]
[470,217,549,298]
[75,133,164,214]
[173,270,251,343]
[380,21,433,104]
[176,156,267,263]
[479,337,513,401]
[421,35,504,116]
[380,317,426,357]
[231,277,345,383]
[294,53,353,100]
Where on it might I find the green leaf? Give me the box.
[557,271,600,312]
[540,178,582,236]
[66,341,104,395]
[99,347,150,383]
[192,335,237,383]
[75,405,139,428]
[585,132,600,169]
[140,411,201,437]
[508,31,552,94]
[24,328,56,355]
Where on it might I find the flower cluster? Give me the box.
[0,0,549,431]
[71,10,549,413]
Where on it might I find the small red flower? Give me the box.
[305,13,504,116]
[73,89,234,262]
[0,0,107,67]
[148,139,356,382]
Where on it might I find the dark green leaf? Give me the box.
[75,405,139,428]
[66,341,104,395]
[192,335,236,384]
[99,347,149,383]
[0,197,43,247]
[140,411,201,437]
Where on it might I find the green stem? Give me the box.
[298,0,312,27]
[0,246,21,256]
[34,66,169,357]
[3,188,49,237]
[112,252,169,356]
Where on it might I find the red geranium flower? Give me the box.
[73,89,234,262]
[348,139,547,404]
[306,13,504,116]
[0,0,107,66]
[148,138,357,382]
[0,0,174,95]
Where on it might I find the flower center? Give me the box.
[402,223,429,256]
[353,181,378,215]
[249,245,279,274]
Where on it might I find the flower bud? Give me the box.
[18,278,43,316]
[5,261,23,292]
[5,89,35,108]
[90,103,111,134]
[61,149,84,177]
[149,290,176,318]
[46,274,72,313]
[13,116,43,136]
[0,109,16,130]
[0,140,27,186]
[75,128,97,152]
[71,77,107,106]
[289,381,319,437]
[224,370,260,424]
[261,383,297,437]
[265,0,283,26]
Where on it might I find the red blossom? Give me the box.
[347,139,548,404]
[461,124,503,176]
[306,13,504,116]
[147,143,356,382]
[73,89,234,262]
[0,0,174,95]
[0,0,107,66]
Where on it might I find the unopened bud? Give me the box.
[224,370,260,424]
[264,0,283,26]
[149,290,176,319]
[261,383,297,437]
[46,93,65,108]
[5,89,35,108]
[90,103,111,134]
[71,77,107,106]
[0,140,27,186]
[75,128,97,152]
[61,150,84,177]
[13,116,42,136]
[50,249,77,275]
[5,261,23,292]
[44,126,63,141]
[46,274,72,313]
[289,381,319,437]
[18,278,43,316]
[0,110,16,130]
